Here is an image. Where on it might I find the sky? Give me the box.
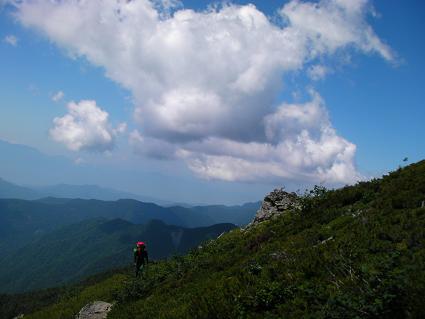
[0,0,424,204]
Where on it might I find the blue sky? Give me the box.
[0,0,424,204]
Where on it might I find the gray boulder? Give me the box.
[249,188,300,226]
[76,301,112,319]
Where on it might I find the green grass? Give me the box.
[15,160,425,318]
[25,272,129,319]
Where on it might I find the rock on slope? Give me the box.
[76,301,112,319]
[250,188,300,225]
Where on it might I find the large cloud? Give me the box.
[132,92,359,183]
[50,100,126,152]
[12,0,394,184]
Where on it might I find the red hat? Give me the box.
[136,241,145,247]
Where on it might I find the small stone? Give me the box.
[76,301,113,319]
[270,251,288,260]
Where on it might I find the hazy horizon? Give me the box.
[1,0,424,204]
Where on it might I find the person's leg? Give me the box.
[135,263,140,277]
[139,263,145,277]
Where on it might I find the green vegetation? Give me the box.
[0,268,129,319]
[6,160,425,318]
[0,218,235,293]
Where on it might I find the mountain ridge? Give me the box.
[6,159,424,318]
[0,195,258,250]
[0,174,178,206]
[0,177,42,200]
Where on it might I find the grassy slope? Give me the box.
[0,268,129,319]
[22,161,425,318]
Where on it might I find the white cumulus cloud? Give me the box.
[175,92,361,184]
[13,0,394,184]
[50,100,126,152]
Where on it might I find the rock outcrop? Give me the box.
[250,188,300,226]
[76,301,112,319]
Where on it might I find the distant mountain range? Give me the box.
[0,197,189,256]
[0,139,185,206]
[0,194,251,293]
[0,178,260,228]
[0,139,78,190]
[34,183,179,206]
[0,177,41,200]
[0,196,259,257]
[0,218,235,292]
[0,139,261,206]
[0,139,260,294]
[0,176,176,206]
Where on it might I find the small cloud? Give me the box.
[51,90,64,102]
[50,100,125,152]
[3,34,18,46]
[308,65,329,81]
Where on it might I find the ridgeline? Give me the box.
[2,160,425,318]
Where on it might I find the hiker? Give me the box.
[134,241,149,277]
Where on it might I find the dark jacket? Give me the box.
[134,248,149,265]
